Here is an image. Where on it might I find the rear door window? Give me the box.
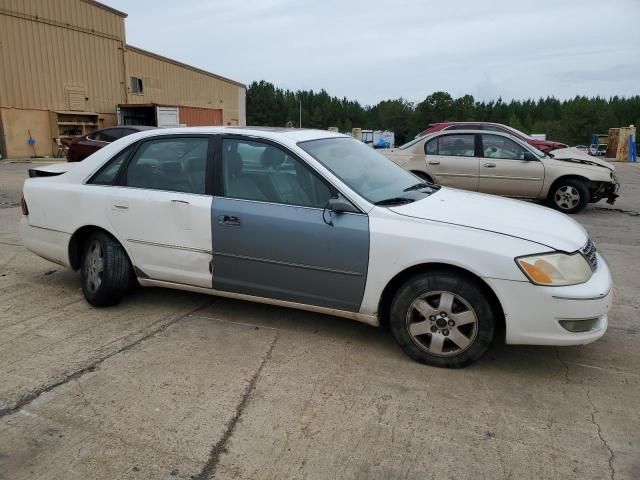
[425,134,475,157]
[123,137,209,194]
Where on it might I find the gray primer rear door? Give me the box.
[212,197,369,312]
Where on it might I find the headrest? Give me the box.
[227,151,243,177]
[161,161,182,175]
[261,147,285,169]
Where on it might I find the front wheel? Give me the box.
[389,271,496,368]
[81,232,132,307]
[548,179,590,213]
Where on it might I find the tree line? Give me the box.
[246,80,640,146]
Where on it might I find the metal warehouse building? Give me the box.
[0,0,246,158]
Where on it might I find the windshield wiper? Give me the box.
[403,182,435,192]
[374,197,415,206]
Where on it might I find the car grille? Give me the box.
[580,239,598,271]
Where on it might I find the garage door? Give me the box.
[179,106,223,127]
[156,106,180,128]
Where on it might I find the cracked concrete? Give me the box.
[586,390,616,480]
[194,333,280,480]
[0,161,639,479]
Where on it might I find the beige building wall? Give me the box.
[0,1,126,112]
[0,1,246,157]
[0,0,126,156]
[0,109,50,158]
[125,46,245,126]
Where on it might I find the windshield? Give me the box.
[299,137,437,204]
[398,137,424,150]
[507,125,533,140]
[527,142,547,159]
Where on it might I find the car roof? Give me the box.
[133,126,347,143]
[420,129,529,144]
[425,128,506,136]
[433,121,505,127]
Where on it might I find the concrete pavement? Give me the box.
[0,162,638,479]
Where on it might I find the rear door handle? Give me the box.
[484,163,496,168]
[171,199,190,205]
[111,200,129,210]
[428,160,440,165]
[218,215,241,227]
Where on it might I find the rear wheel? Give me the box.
[81,232,131,306]
[548,179,589,213]
[389,271,496,368]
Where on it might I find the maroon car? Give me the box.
[417,122,567,153]
[67,126,157,162]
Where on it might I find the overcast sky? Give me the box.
[106,0,639,106]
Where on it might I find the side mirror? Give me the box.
[328,194,359,214]
[523,151,537,161]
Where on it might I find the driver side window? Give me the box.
[222,139,331,208]
[481,134,527,160]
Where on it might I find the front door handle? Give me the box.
[484,162,496,168]
[171,199,190,205]
[428,160,440,165]
[111,200,129,211]
[218,215,241,227]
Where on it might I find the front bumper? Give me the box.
[606,181,621,205]
[484,253,612,346]
[592,180,620,205]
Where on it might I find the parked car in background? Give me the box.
[67,126,157,162]
[575,145,588,152]
[418,122,568,153]
[589,144,608,156]
[21,127,611,368]
[385,129,619,213]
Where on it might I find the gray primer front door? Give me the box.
[212,197,369,312]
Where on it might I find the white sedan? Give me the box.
[20,127,612,367]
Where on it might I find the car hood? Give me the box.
[389,188,588,252]
[549,147,614,170]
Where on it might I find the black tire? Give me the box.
[547,179,590,214]
[389,270,496,368]
[81,231,131,307]
[411,171,435,184]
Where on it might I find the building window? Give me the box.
[131,76,143,94]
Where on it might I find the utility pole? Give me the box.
[299,98,302,128]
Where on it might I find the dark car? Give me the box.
[417,122,567,153]
[67,126,157,162]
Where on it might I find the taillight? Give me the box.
[21,193,29,216]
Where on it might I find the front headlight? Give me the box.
[516,252,593,286]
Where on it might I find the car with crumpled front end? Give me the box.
[385,129,620,213]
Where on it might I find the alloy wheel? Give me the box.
[85,240,104,294]
[405,291,478,356]
[555,186,580,210]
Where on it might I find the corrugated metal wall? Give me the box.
[180,106,223,127]
[0,0,126,39]
[0,0,126,112]
[125,46,243,125]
